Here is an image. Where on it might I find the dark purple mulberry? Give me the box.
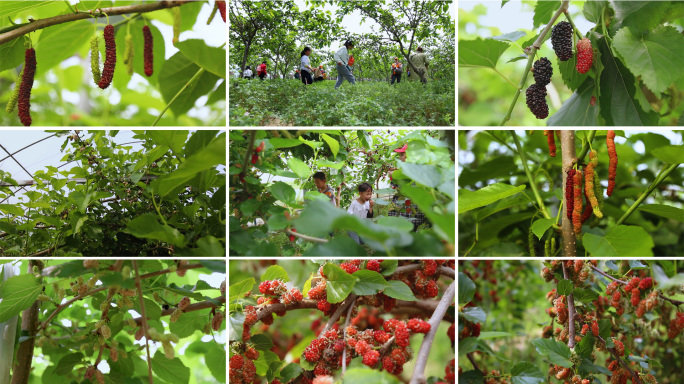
[143,26,153,77]
[526,83,548,119]
[98,25,116,89]
[551,21,573,61]
[18,48,36,126]
[532,57,553,86]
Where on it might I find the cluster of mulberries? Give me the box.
[98,25,116,89]
[525,83,549,119]
[340,259,362,274]
[551,21,573,61]
[576,38,593,74]
[143,25,154,77]
[606,130,618,196]
[668,312,684,339]
[532,57,553,86]
[229,353,256,384]
[18,48,37,126]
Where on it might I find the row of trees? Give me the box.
[229,0,454,83]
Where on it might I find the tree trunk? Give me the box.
[240,41,252,78]
[10,261,43,384]
[561,131,577,256]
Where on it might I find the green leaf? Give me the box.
[267,214,289,231]
[531,338,572,367]
[583,225,654,256]
[460,370,485,384]
[557,279,574,296]
[279,363,302,383]
[510,361,545,384]
[147,130,189,158]
[239,199,261,216]
[314,159,344,170]
[151,133,225,198]
[320,133,339,159]
[269,138,304,149]
[151,351,190,384]
[287,157,311,179]
[575,333,595,358]
[397,162,441,188]
[269,181,296,204]
[205,343,226,382]
[159,51,221,117]
[123,214,187,248]
[459,38,510,69]
[531,218,554,240]
[0,204,24,216]
[351,270,389,296]
[573,288,599,303]
[175,39,226,78]
[261,265,289,283]
[638,204,684,222]
[478,331,515,340]
[302,236,367,257]
[195,237,225,257]
[533,1,560,28]
[322,263,358,304]
[54,352,85,376]
[0,36,25,73]
[462,307,487,324]
[548,78,599,126]
[651,145,684,164]
[459,183,526,214]
[459,272,476,305]
[229,278,255,303]
[36,20,92,76]
[0,274,43,322]
[382,280,416,301]
[133,297,162,322]
[612,26,684,94]
[170,309,210,339]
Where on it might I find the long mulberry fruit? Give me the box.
[565,169,576,220]
[544,130,556,157]
[18,48,36,126]
[576,38,593,74]
[143,25,153,77]
[5,67,24,114]
[526,83,548,119]
[533,57,553,86]
[90,35,101,84]
[584,150,603,218]
[217,1,226,22]
[606,130,617,196]
[572,169,583,237]
[551,21,573,61]
[123,33,134,76]
[581,183,593,224]
[98,25,116,89]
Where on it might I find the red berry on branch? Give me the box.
[251,154,258,164]
[256,141,265,153]
[362,350,379,367]
[405,199,411,206]
[216,1,226,22]
[98,25,116,89]
[575,38,593,74]
[143,25,153,77]
[18,48,36,126]
[366,259,381,272]
[607,130,618,196]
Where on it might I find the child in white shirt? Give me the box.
[347,182,374,244]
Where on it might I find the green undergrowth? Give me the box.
[229,78,455,126]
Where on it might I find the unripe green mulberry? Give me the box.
[90,35,101,84]
[162,340,175,359]
[100,324,111,339]
[123,33,134,76]
[170,307,183,323]
[5,67,24,114]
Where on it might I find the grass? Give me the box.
[229,78,455,126]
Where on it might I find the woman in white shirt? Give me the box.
[333,40,356,89]
[300,47,314,85]
[347,182,374,244]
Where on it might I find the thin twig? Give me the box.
[596,335,642,384]
[410,280,455,384]
[561,262,577,348]
[590,265,627,284]
[133,261,153,384]
[341,296,357,378]
[134,296,226,325]
[466,352,482,373]
[321,294,358,335]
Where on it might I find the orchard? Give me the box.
[0,1,226,127]
[229,0,455,126]
[458,1,684,126]
[229,259,456,384]
[229,129,455,256]
[0,259,226,384]
[458,130,684,256]
[458,260,684,384]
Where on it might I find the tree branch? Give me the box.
[0,1,193,46]
[410,280,455,384]
[561,262,577,348]
[133,261,154,384]
[10,261,43,384]
[560,130,577,256]
[133,296,226,325]
[596,335,642,384]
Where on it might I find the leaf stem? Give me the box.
[152,67,205,126]
[614,163,680,226]
[510,131,551,219]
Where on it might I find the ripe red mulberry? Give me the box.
[544,130,556,157]
[572,169,583,237]
[18,48,36,126]
[533,57,553,86]
[217,1,226,22]
[576,38,593,74]
[565,169,576,220]
[143,25,153,76]
[606,130,618,196]
[526,83,548,119]
[551,21,573,61]
[584,150,603,218]
[362,350,379,367]
[98,25,116,89]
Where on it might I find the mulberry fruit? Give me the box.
[18,48,36,126]
[212,310,224,331]
[584,150,603,218]
[607,130,618,196]
[591,321,599,337]
[217,1,226,22]
[178,296,190,311]
[551,21,573,61]
[639,277,653,290]
[576,38,593,74]
[90,35,101,84]
[565,169,576,220]
[124,33,134,76]
[5,67,24,114]
[572,169,583,237]
[544,130,556,157]
[366,259,381,272]
[143,25,153,76]
[98,25,116,89]
[526,83,549,119]
[533,57,553,86]
[362,350,379,367]
[407,318,431,334]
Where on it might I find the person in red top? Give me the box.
[390,57,403,85]
[257,61,267,80]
